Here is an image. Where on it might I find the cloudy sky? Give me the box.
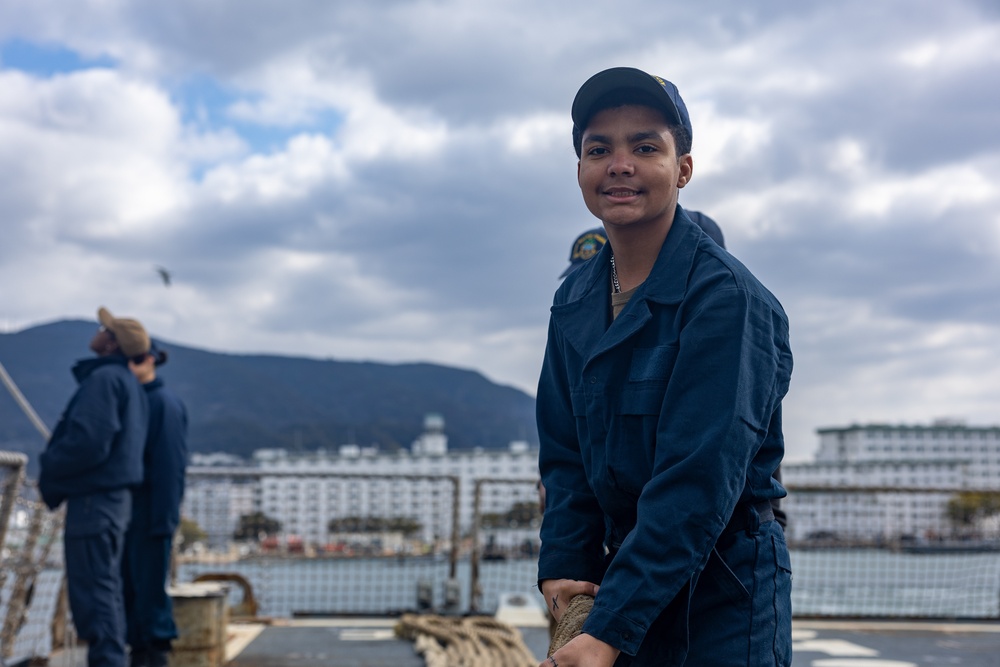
[1,1,998,461]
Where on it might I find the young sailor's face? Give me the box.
[577,105,691,231]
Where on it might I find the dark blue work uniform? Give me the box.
[123,377,188,658]
[537,207,793,666]
[39,355,148,667]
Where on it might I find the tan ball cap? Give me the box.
[97,307,150,357]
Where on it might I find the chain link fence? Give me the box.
[177,470,552,619]
[5,457,1000,664]
[1,451,74,666]
[784,485,1000,618]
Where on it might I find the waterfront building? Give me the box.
[183,476,256,550]
[782,421,1000,543]
[182,414,540,548]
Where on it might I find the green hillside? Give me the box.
[0,320,537,470]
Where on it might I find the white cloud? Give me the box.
[897,41,943,69]
[688,102,773,176]
[200,134,340,203]
[340,98,449,160]
[827,138,868,175]
[1,0,999,462]
[849,162,996,218]
[500,113,567,155]
[0,69,188,241]
[896,24,1000,70]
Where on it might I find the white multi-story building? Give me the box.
[782,421,1000,542]
[183,476,256,549]
[182,414,540,548]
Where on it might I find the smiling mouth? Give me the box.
[604,187,640,197]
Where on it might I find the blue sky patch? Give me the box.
[0,40,344,156]
[175,74,344,154]
[0,38,116,75]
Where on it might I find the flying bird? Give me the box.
[155,266,172,287]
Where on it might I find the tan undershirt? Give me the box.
[611,283,640,320]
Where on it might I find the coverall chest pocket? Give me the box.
[627,344,679,383]
[608,345,677,496]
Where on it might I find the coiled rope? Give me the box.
[395,614,537,667]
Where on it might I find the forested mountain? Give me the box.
[0,320,537,471]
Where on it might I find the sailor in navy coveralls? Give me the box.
[537,68,793,667]
[40,308,150,667]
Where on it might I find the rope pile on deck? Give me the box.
[395,613,537,667]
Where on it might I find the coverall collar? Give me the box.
[551,205,701,364]
[144,377,165,391]
[71,354,128,384]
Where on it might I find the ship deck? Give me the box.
[42,616,1000,666]
[218,618,1000,667]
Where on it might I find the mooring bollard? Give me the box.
[168,582,230,667]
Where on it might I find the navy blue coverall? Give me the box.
[537,207,794,666]
[40,355,148,667]
[123,377,188,656]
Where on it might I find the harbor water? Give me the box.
[178,548,1000,620]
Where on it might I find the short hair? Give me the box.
[572,89,692,159]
